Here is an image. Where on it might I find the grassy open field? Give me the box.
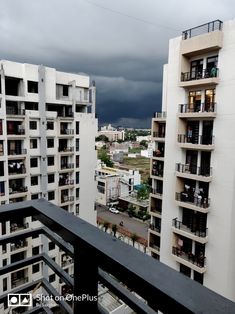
[120,156,150,183]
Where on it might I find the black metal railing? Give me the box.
[149,223,161,233]
[176,163,212,177]
[179,102,216,113]
[150,207,162,215]
[6,108,25,115]
[9,186,28,194]
[61,163,74,170]
[178,134,214,145]
[58,147,74,152]
[172,218,208,238]
[8,148,27,155]
[152,169,164,177]
[182,20,223,39]
[59,179,74,186]
[181,68,219,82]
[60,129,74,135]
[61,195,74,203]
[172,247,206,268]
[175,192,210,209]
[0,199,234,313]
[152,132,165,138]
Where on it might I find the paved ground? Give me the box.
[96,205,149,240]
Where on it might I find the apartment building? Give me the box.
[98,124,125,142]
[148,19,235,301]
[0,60,97,301]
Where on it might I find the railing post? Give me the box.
[73,240,99,313]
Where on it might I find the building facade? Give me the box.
[0,60,97,300]
[99,124,125,142]
[148,19,235,301]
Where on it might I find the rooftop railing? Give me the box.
[182,20,223,40]
[0,199,234,313]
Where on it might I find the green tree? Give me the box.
[137,185,150,201]
[103,221,110,232]
[98,149,114,167]
[140,140,148,148]
[112,224,118,237]
[130,233,139,247]
[96,135,109,142]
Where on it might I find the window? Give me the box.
[31,176,38,186]
[76,172,79,184]
[27,81,38,93]
[48,174,55,184]
[76,188,80,200]
[76,122,80,134]
[84,88,89,100]
[76,139,79,152]
[76,204,79,215]
[49,274,55,283]
[63,85,69,96]
[32,246,40,255]
[49,242,55,251]
[32,263,40,273]
[47,156,54,166]
[76,155,80,168]
[47,139,54,148]
[30,139,37,149]
[48,191,55,201]
[30,158,38,168]
[3,259,7,266]
[29,121,37,130]
[47,121,54,130]
[3,278,7,292]
[31,194,39,200]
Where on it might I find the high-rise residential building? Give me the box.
[0,60,97,297]
[148,19,235,301]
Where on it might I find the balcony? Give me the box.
[149,207,162,217]
[10,240,28,252]
[175,192,210,213]
[172,218,208,244]
[178,103,216,118]
[178,134,214,150]
[151,188,163,199]
[8,162,26,177]
[153,112,166,121]
[172,247,206,274]
[179,68,219,88]
[58,146,74,153]
[149,223,161,234]
[176,163,212,182]
[12,276,28,289]
[59,177,75,186]
[60,129,75,136]
[60,163,74,170]
[8,148,27,156]
[152,131,165,141]
[9,186,28,197]
[181,20,223,57]
[61,195,74,204]
[0,199,234,313]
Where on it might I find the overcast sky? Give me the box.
[0,0,234,128]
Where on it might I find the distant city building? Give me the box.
[148,19,235,301]
[99,124,125,142]
[96,162,140,206]
[136,135,152,142]
[109,142,129,155]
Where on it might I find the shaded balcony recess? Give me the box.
[151,187,163,196]
[181,68,218,82]
[182,20,223,40]
[7,121,25,135]
[172,218,207,238]
[152,131,165,138]
[8,161,26,175]
[176,163,212,177]
[178,134,214,145]
[154,112,167,118]
[9,179,28,195]
[58,146,74,153]
[172,247,206,268]
[150,207,162,215]
[0,200,234,313]
[10,239,28,252]
[152,161,164,177]
[179,102,216,113]
[176,192,210,209]
[59,174,74,186]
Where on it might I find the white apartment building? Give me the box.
[148,19,235,301]
[0,60,97,301]
[99,124,125,142]
[96,163,140,206]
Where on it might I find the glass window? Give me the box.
[48,174,55,183]
[29,121,37,130]
[30,158,38,168]
[30,139,37,149]
[47,139,54,148]
[31,176,38,186]
[47,156,54,166]
[47,121,54,130]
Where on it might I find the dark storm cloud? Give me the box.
[0,0,234,127]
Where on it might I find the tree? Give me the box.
[140,140,148,148]
[96,135,109,142]
[112,224,117,237]
[98,149,114,167]
[137,185,150,201]
[103,221,110,232]
[130,233,139,247]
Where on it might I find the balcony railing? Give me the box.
[176,163,212,177]
[181,68,219,82]
[11,277,28,288]
[149,224,161,233]
[0,199,234,313]
[10,240,28,251]
[152,169,164,177]
[176,192,210,209]
[58,147,74,153]
[150,207,162,215]
[152,132,165,138]
[151,188,163,197]
[8,148,27,156]
[58,112,74,118]
[8,166,26,176]
[7,129,25,136]
[172,247,206,268]
[10,222,29,232]
[154,112,167,118]
[182,20,223,40]
[172,218,208,238]
[61,195,74,203]
[178,134,214,145]
[61,163,74,170]
[59,179,74,186]
[6,108,25,115]
[60,129,74,135]
[179,102,216,113]
[152,150,164,158]
[9,186,28,194]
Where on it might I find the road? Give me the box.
[97,205,149,240]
